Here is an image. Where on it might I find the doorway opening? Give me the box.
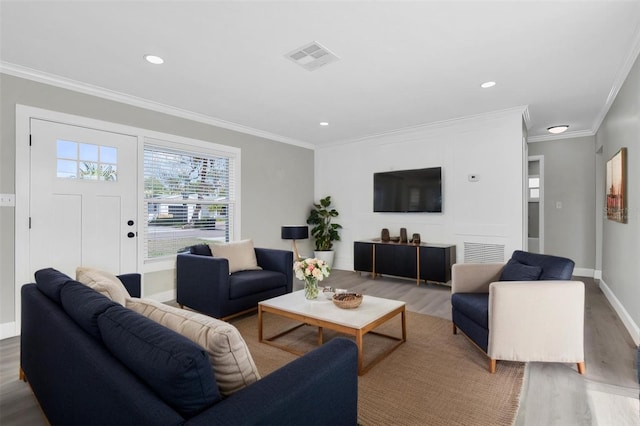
[527,156,544,254]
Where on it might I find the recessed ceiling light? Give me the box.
[143,54,164,65]
[547,125,569,134]
[319,122,329,126]
[481,81,496,89]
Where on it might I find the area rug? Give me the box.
[230,310,524,426]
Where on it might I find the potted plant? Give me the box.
[306,196,342,267]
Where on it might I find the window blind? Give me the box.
[143,143,236,259]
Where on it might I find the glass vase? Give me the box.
[304,277,319,300]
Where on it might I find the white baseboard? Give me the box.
[0,322,17,339]
[573,267,595,278]
[144,289,176,303]
[594,269,602,280]
[599,279,640,346]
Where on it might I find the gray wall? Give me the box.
[528,136,596,269]
[595,51,640,337]
[0,73,314,326]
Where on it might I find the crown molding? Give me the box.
[527,128,595,143]
[321,105,529,149]
[590,22,640,134]
[521,106,531,129]
[0,62,315,150]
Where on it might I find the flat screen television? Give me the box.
[374,167,442,213]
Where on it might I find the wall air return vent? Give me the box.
[285,41,339,71]
[464,242,505,263]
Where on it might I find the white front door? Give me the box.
[29,119,138,277]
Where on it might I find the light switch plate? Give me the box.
[0,194,16,206]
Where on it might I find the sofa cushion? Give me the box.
[190,244,213,256]
[499,259,543,281]
[209,239,262,273]
[511,250,574,280]
[60,280,118,339]
[76,267,130,305]
[34,268,73,304]
[451,293,489,329]
[98,305,221,417]
[126,298,260,396]
[229,270,287,299]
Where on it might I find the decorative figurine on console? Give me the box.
[410,233,421,244]
[381,228,390,242]
[400,228,408,243]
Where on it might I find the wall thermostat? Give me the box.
[468,174,479,182]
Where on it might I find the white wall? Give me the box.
[315,108,526,271]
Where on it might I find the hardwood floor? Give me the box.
[1,270,638,425]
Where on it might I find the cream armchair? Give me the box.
[451,251,585,374]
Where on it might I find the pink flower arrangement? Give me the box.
[293,257,331,282]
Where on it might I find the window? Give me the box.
[57,140,117,181]
[144,141,238,260]
[528,176,540,201]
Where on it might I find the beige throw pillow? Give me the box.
[76,267,130,306]
[209,239,262,273]
[126,298,261,396]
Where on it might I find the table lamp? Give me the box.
[281,225,309,261]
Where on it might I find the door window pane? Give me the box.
[56,140,117,181]
[57,159,77,178]
[79,143,98,162]
[57,140,77,159]
[100,146,117,163]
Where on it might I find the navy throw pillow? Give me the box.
[190,244,212,256]
[34,268,73,304]
[97,305,221,417]
[500,259,543,281]
[60,280,118,340]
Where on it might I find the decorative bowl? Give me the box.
[332,293,363,309]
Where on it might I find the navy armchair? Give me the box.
[451,250,585,374]
[177,244,293,320]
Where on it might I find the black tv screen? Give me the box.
[374,167,442,213]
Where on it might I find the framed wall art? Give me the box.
[605,147,627,223]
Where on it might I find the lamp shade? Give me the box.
[281,226,309,240]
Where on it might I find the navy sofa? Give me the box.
[21,268,358,425]
[177,245,293,319]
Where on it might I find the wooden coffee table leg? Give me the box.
[317,326,323,345]
[401,308,407,341]
[356,330,364,375]
[258,305,263,342]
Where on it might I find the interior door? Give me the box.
[29,119,138,277]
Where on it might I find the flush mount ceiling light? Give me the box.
[547,125,569,134]
[285,41,339,71]
[480,81,496,88]
[143,54,164,65]
[319,122,329,126]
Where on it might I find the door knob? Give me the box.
[127,220,134,226]
[127,232,135,238]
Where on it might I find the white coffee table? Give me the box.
[258,290,406,375]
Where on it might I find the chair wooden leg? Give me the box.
[19,367,26,382]
[577,362,586,375]
[452,323,457,334]
[179,303,184,309]
[489,359,497,373]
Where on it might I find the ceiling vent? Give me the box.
[285,41,339,71]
